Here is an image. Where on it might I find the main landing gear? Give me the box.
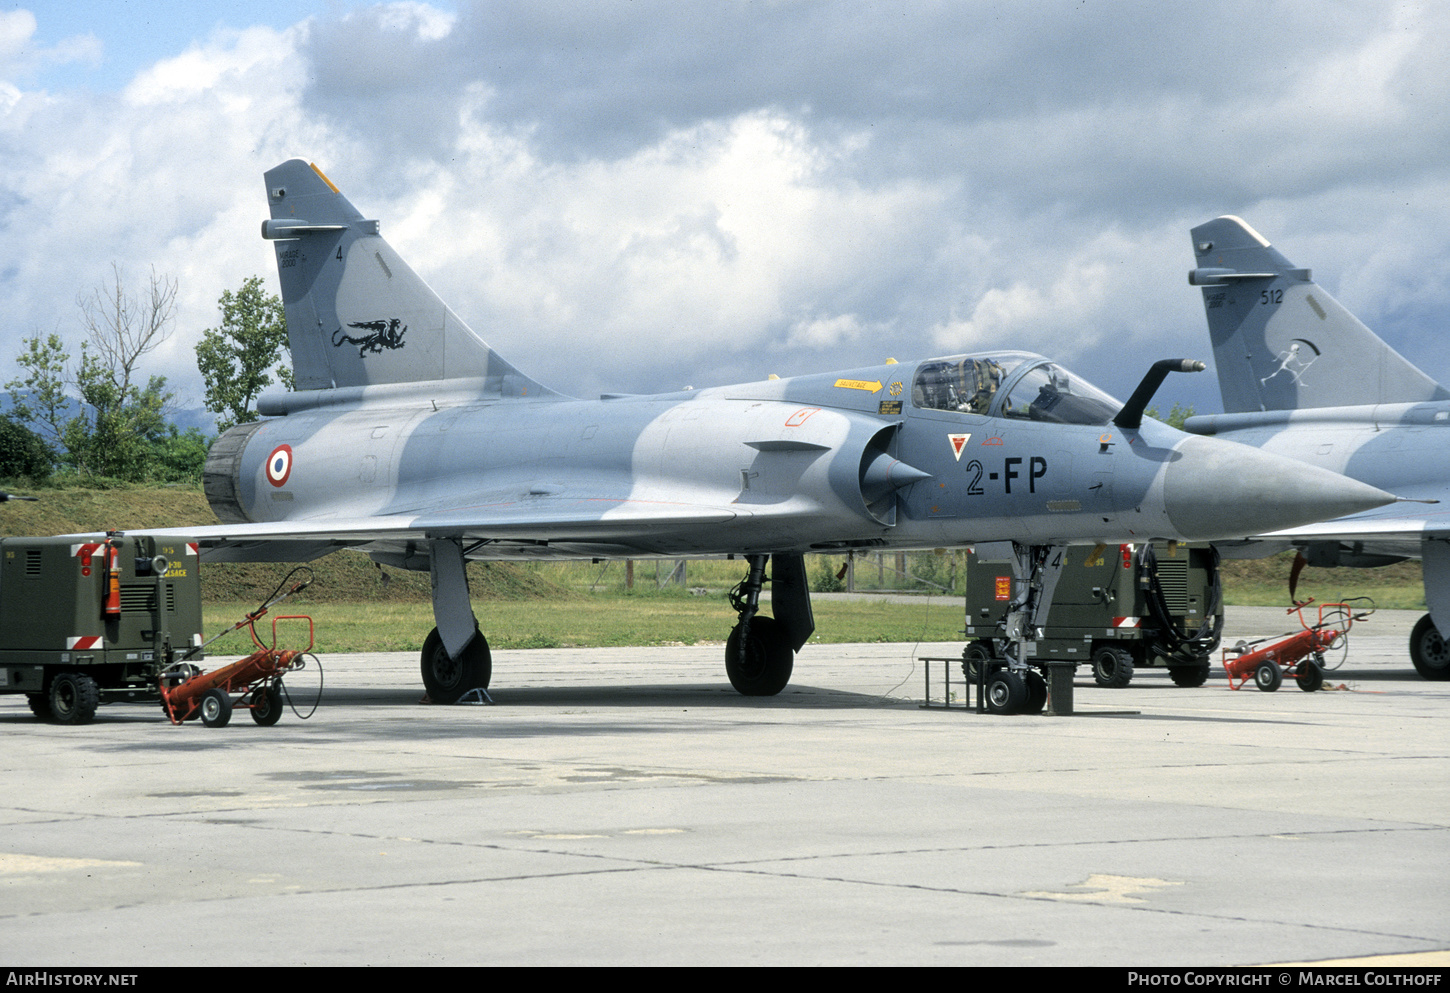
[726,553,815,696]
[1414,541,1450,680]
[418,538,492,704]
[415,540,818,701]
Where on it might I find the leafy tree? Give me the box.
[7,332,71,451]
[195,277,292,432]
[152,425,211,483]
[1145,402,1195,430]
[0,413,54,480]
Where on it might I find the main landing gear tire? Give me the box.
[200,688,233,728]
[1091,646,1134,688]
[725,616,793,696]
[985,669,1028,715]
[48,672,99,725]
[1409,614,1450,680]
[251,684,285,726]
[421,627,493,704]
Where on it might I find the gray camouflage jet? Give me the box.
[150,162,1397,709]
[1185,215,1450,679]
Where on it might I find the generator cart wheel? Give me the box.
[1408,614,1450,680]
[725,616,793,696]
[1091,646,1134,688]
[48,672,99,725]
[985,669,1027,715]
[1295,659,1324,692]
[421,627,493,704]
[962,641,994,682]
[1253,660,1283,693]
[27,693,51,719]
[251,684,284,726]
[1023,670,1048,714]
[200,688,233,728]
[1169,663,1210,688]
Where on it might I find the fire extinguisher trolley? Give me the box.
[1220,600,1372,692]
[158,568,317,727]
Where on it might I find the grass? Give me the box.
[202,592,967,655]
[1218,554,1425,610]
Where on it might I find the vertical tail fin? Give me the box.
[1188,215,1445,412]
[262,159,558,398]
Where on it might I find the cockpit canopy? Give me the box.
[912,351,1121,426]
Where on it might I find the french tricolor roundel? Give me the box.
[265,445,293,487]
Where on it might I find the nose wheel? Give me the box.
[984,666,1047,715]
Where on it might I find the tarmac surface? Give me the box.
[1,604,1447,967]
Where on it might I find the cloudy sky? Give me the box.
[2,0,1447,423]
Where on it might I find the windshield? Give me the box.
[912,351,1121,426]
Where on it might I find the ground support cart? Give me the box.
[1221,601,1369,692]
[160,647,305,727]
[0,534,203,723]
[962,541,1222,689]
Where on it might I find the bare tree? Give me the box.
[76,263,178,407]
[6,265,181,479]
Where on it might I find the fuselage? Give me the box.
[204,351,1394,560]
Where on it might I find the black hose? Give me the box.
[1137,543,1223,661]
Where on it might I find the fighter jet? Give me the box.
[149,162,1395,709]
[1185,215,1450,679]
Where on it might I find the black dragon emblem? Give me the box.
[332,318,407,356]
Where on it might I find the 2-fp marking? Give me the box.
[971,456,1048,495]
[265,445,294,487]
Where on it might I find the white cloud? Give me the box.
[0,0,1447,416]
[370,1,456,40]
[124,26,296,106]
[0,9,102,84]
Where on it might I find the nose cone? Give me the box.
[1163,436,1396,540]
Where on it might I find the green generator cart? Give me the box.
[0,534,204,723]
[962,542,1222,688]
